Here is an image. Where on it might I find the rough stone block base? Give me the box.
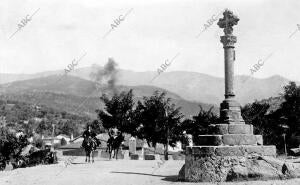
[180,155,300,182]
[195,134,263,146]
[144,154,160,160]
[210,124,253,135]
[222,134,257,145]
[219,99,245,124]
[144,154,155,160]
[186,146,276,157]
[130,154,139,160]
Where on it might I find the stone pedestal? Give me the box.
[179,154,300,182]
[182,118,278,182]
[185,119,277,182]
[220,99,245,124]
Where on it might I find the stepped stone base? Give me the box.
[219,99,245,124]
[186,146,276,157]
[178,155,300,182]
[195,134,263,146]
[210,124,253,134]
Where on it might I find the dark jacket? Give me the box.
[82,130,100,148]
[82,130,96,139]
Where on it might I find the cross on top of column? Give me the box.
[217,9,239,35]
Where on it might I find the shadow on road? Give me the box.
[70,162,87,165]
[161,175,178,182]
[111,171,178,182]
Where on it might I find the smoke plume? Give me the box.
[90,58,118,95]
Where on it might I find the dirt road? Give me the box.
[0,156,300,185]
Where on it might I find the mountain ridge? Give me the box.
[0,75,217,119]
[0,66,296,105]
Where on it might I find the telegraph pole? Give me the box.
[51,124,55,151]
[164,107,169,160]
[279,117,289,157]
[283,133,287,157]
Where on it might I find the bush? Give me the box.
[0,128,29,170]
[61,138,67,146]
[34,138,44,149]
[0,152,6,170]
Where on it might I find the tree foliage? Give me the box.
[242,81,300,153]
[134,91,184,148]
[0,127,29,166]
[0,100,90,137]
[36,120,53,136]
[90,119,105,134]
[181,106,218,141]
[97,90,138,135]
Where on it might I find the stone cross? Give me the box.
[181,10,277,182]
[218,9,239,99]
[217,9,239,35]
[217,9,244,124]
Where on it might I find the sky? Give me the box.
[0,0,300,81]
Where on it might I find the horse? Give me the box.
[106,135,115,154]
[82,137,99,163]
[108,133,125,160]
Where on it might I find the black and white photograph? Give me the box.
[1,0,300,184]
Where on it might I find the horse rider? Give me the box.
[108,128,118,138]
[106,128,118,152]
[82,125,98,148]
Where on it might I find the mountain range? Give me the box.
[0,66,294,105]
[0,75,216,119]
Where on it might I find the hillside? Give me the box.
[70,67,292,105]
[0,99,91,137]
[0,70,64,84]
[0,66,294,105]
[0,75,217,118]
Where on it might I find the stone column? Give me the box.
[217,9,244,124]
[221,35,236,98]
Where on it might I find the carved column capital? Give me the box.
[220,35,237,48]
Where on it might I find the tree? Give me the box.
[242,101,270,134]
[97,90,138,135]
[61,138,67,146]
[23,119,36,136]
[241,81,300,152]
[241,102,280,145]
[277,82,300,149]
[36,120,52,136]
[180,106,218,143]
[90,120,105,134]
[57,120,77,136]
[0,127,28,165]
[134,91,184,149]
